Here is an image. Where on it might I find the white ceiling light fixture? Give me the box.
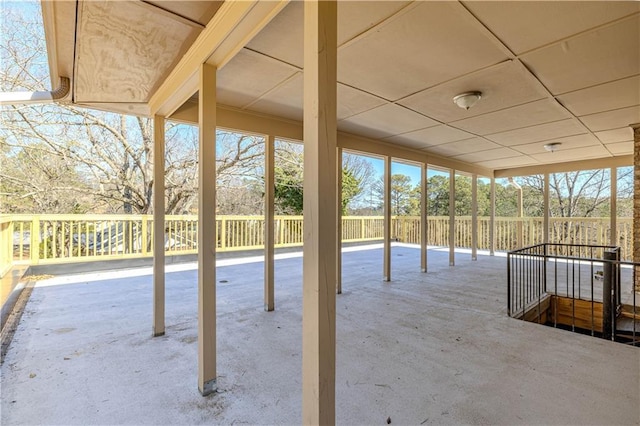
[543,142,562,152]
[453,91,482,110]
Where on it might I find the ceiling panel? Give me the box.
[217,49,299,109]
[337,1,508,101]
[245,1,412,69]
[246,72,303,121]
[451,99,571,135]
[453,146,522,163]
[336,85,386,120]
[399,60,548,123]
[521,15,640,95]
[337,1,411,45]
[486,119,587,146]
[463,1,639,55]
[474,156,539,169]
[595,127,634,144]
[529,145,611,163]
[605,141,633,155]
[510,134,601,155]
[145,1,223,26]
[424,137,502,157]
[557,75,640,117]
[384,125,474,149]
[339,104,438,139]
[579,106,640,132]
[75,1,199,103]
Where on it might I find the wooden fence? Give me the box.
[0,214,633,276]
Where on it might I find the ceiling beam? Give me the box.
[148,0,289,117]
[494,155,633,178]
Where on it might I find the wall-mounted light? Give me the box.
[453,91,482,110]
[543,142,562,152]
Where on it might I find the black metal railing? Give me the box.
[507,243,638,345]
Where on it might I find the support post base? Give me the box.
[264,304,274,312]
[152,329,165,337]
[199,378,217,396]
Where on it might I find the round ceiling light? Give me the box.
[453,91,482,110]
[543,142,562,152]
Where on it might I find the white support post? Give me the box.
[265,135,275,311]
[610,167,617,247]
[490,177,496,256]
[337,147,343,294]
[471,174,478,261]
[152,115,165,337]
[302,1,337,424]
[420,163,427,272]
[449,169,455,266]
[383,155,392,281]
[198,62,217,397]
[543,173,550,244]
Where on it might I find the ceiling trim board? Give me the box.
[494,155,633,178]
[138,1,206,29]
[149,0,289,117]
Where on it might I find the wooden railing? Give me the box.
[0,214,633,276]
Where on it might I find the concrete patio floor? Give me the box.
[1,245,638,425]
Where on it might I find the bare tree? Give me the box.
[0,2,265,215]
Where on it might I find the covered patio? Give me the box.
[2,245,638,425]
[1,1,639,424]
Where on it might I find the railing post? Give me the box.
[141,215,148,256]
[602,249,617,341]
[360,217,365,239]
[30,216,40,265]
[220,216,227,250]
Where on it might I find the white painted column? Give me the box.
[543,173,550,244]
[264,135,275,311]
[152,115,165,337]
[383,155,392,281]
[610,167,617,247]
[490,177,496,256]
[420,163,427,272]
[302,2,337,424]
[198,62,217,396]
[471,174,478,261]
[337,147,343,294]
[449,169,455,266]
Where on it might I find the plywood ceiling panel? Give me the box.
[338,104,438,139]
[486,119,587,146]
[463,1,639,55]
[521,15,640,95]
[384,125,474,149]
[398,61,547,123]
[337,1,508,101]
[557,75,640,117]
[451,99,571,135]
[510,134,601,155]
[75,1,199,103]
[580,105,640,132]
[216,49,299,109]
[595,127,634,144]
